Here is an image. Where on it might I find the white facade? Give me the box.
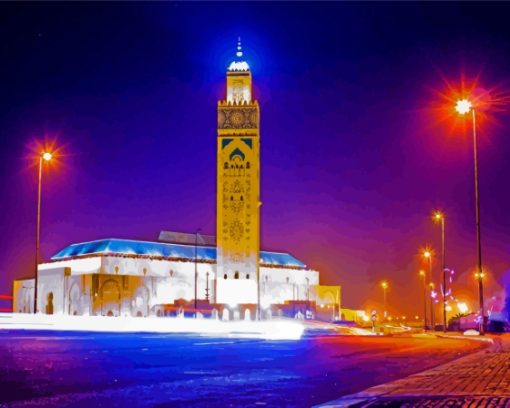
[13,252,319,319]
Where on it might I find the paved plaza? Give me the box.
[321,334,510,407]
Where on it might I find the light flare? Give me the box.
[0,313,305,340]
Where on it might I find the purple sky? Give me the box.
[1,3,510,314]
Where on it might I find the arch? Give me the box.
[68,283,81,316]
[222,308,230,321]
[246,274,250,279]
[134,285,150,317]
[234,271,239,279]
[100,279,121,316]
[223,274,228,280]
[229,148,245,161]
[244,309,251,321]
[45,292,54,315]
[23,289,31,313]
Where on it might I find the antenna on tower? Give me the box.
[236,37,243,58]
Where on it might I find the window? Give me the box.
[234,271,239,279]
[246,274,250,279]
[246,162,250,169]
[224,274,227,280]
[224,162,229,170]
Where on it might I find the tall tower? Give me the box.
[216,39,260,306]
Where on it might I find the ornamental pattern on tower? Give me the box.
[216,38,260,294]
[218,107,258,129]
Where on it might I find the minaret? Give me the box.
[216,38,260,308]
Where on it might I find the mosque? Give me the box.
[13,41,341,321]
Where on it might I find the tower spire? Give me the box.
[228,37,249,72]
[236,37,243,58]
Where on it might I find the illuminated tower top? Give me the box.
[228,37,250,72]
[226,38,252,104]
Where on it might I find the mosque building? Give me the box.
[13,40,341,320]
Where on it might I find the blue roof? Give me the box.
[51,239,307,269]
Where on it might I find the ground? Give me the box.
[321,334,510,407]
[0,330,485,407]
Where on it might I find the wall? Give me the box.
[12,279,34,313]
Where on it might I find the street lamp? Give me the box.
[455,98,485,335]
[380,280,389,320]
[422,249,433,329]
[33,151,53,314]
[419,270,427,329]
[433,211,447,332]
[194,228,201,317]
[429,282,437,329]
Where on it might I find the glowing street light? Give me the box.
[34,151,53,314]
[380,280,389,320]
[455,98,485,335]
[432,210,447,332]
[457,301,469,314]
[474,271,486,279]
[42,152,52,162]
[455,99,472,115]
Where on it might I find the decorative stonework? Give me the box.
[218,107,258,129]
[229,220,244,243]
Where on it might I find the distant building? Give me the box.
[12,40,340,320]
[14,238,320,319]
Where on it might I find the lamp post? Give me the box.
[422,249,433,329]
[455,99,485,335]
[194,228,201,317]
[433,211,447,332]
[34,151,52,314]
[429,282,436,329]
[205,271,210,302]
[419,270,427,329]
[380,281,388,320]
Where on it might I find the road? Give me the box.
[0,330,485,407]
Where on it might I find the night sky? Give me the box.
[1,2,510,315]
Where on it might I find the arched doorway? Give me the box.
[68,283,81,316]
[100,279,121,316]
[133,285,150,317]
[45,292,54,315]
[23,289,32,313]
